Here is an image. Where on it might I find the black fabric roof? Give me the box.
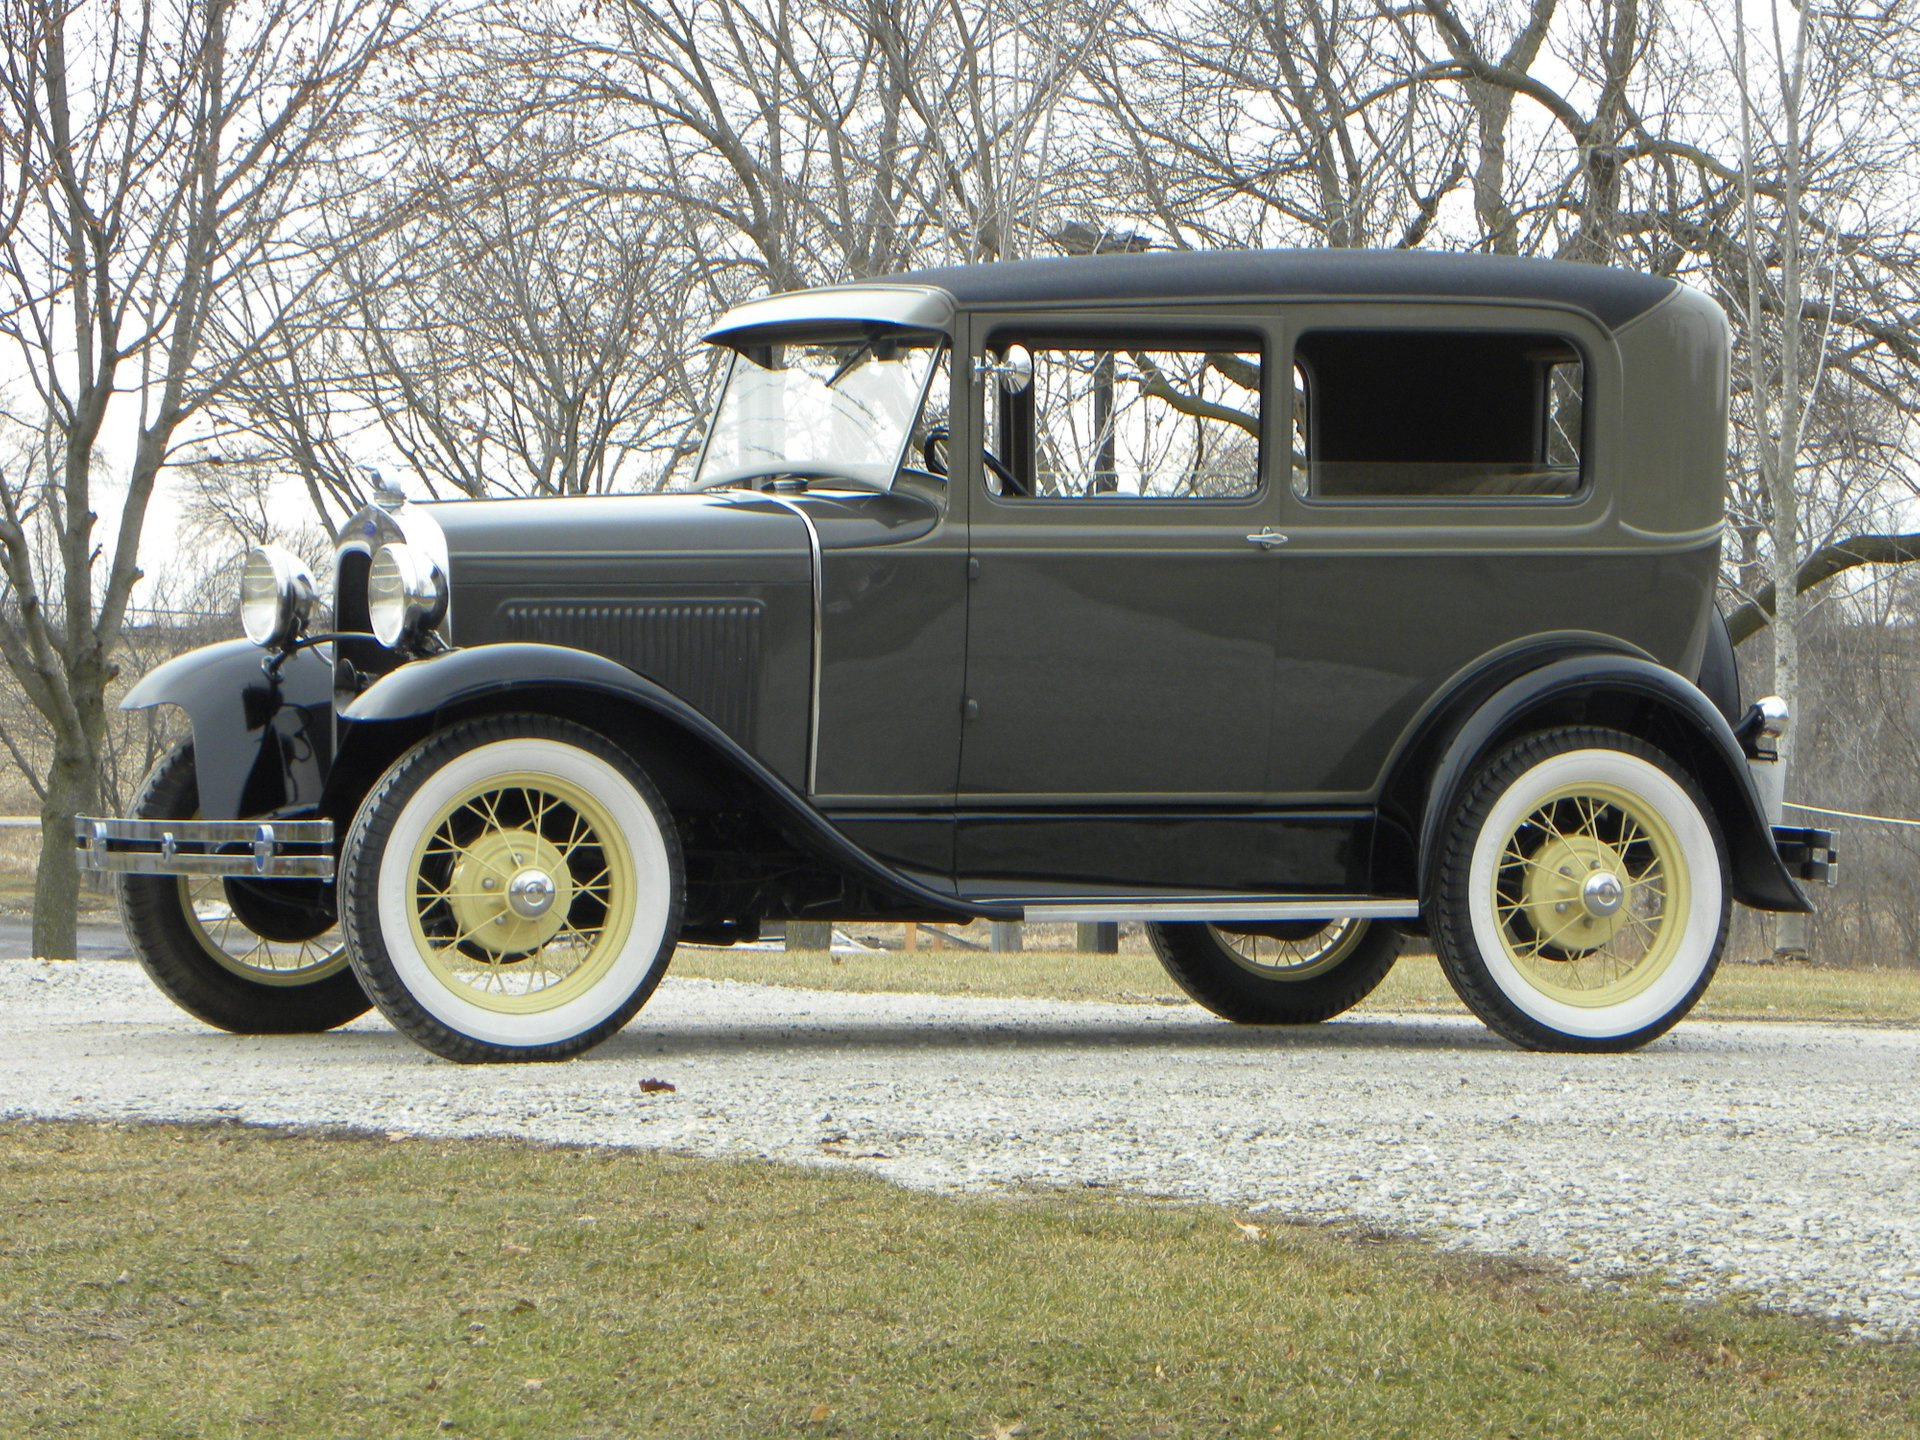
[894,249,1678,331]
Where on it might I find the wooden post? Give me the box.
[903,922,918,953]
[1076,922,1118,954]
[990,921,1023,952]
[786,921,833,952]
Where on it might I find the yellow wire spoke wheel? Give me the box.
[179,875,350,987]
[407,772,637,1017]
[1447,730,1728,1052]
[1489,780,1689,1009]
[1209,919,1369,981]
[346,718,683,1062]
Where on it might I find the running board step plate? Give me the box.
[1021,899,1419,923]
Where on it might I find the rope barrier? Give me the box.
[1784,801,1920,830]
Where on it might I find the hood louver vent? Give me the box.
[500,601,764,745]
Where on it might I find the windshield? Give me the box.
[694,331,943,491]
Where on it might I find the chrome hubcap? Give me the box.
[1581,870,1625,917]
[507,868,557,919]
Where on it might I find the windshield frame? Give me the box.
[692,325,948,495]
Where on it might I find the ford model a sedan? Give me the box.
[80,250,1834,1061]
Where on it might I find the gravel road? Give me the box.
[2,954,1916,1341]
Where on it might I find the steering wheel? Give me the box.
[982,448,1026,497]
[919,426,1027,496]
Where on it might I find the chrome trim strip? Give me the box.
[757,494,824,794]
[1022,899,1420,923]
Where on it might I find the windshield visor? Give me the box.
[695,330,942,491]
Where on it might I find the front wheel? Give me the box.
[1430,727,1729,1052]
[340,715,683,1063]
[118,743,369,1034]
[1147,918,1401,1023]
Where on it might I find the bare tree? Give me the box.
[1070,0,1469,251]
[233,115,713,503]
[0,0,411,958]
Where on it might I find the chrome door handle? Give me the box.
[1246,528,1290,550]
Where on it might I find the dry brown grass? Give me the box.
[4,1120,1916,1439]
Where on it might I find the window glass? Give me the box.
[1292,330,1585,501]
[983,342,1261,500]
[696,332,941,492]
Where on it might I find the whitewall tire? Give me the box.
[340,715,683,1062]
[1431,727,1728,1051]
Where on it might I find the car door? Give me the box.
[955,314,1289,890]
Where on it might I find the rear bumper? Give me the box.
[75,816,335,879]
[1772,825,1838,886]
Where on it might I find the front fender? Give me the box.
[121,639,334,820]
[1417,655,1810,914]
[341,642,727,733]
[338,643,991,921]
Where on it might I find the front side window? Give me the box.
[695,330,943,492]
[1292,329,1586,501]
[983,340,1262,500]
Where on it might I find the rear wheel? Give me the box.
[1147,918,1400,1023]
[118,743,368,1034]
[1431,727,1728,1052]
[340,715,683,1063]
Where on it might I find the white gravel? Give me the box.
[3,957,1917,1340]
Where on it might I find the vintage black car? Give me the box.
[79,249,1835,1061]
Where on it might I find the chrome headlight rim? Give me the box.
[239,545,317,650]
[367,542,447,649]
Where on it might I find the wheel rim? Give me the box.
[179,876,348,986]
[1208,919,1368,981]
[406,770,637,1015]
[1489,779,1690,1008]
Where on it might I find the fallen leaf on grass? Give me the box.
[806,1402,833,1423]
[978,1421,1026,1440]
[1233,1219,1267,1243]
[522,1378,544,1391]
[501,1242,531,1256]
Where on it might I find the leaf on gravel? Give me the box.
[638,1078,676,1093]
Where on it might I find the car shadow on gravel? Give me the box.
[590,1013,1517,1060]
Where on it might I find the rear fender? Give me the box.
[120,640,334,820]
[1410,655,1809,914]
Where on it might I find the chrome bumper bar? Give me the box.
[75,816,336,879]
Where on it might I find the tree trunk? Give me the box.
[31,741,96,960]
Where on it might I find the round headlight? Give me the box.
[368,542,447,648]
[238,545,316,649]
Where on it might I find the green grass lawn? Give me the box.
[672,945,1920,1024]
[3,1121,1916,1439]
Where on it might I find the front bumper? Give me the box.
[75,816,335,879]
[1772,825,1838,886]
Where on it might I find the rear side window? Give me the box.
[983,340,1262,500]
[1292,330,1585,502]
